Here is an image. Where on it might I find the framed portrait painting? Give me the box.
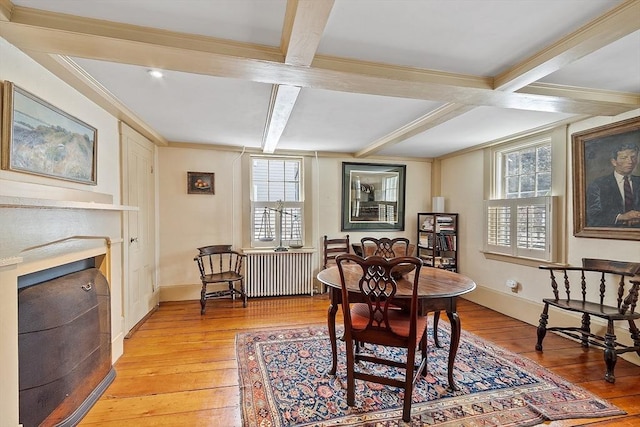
[341,162,406,231]
[1,81,98,185]
[572,116,640,240]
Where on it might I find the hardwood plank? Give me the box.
[78,295,639,426]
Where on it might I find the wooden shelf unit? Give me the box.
[417,212,458,272]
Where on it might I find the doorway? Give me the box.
[120,123,158,333]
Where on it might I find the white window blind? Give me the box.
[251,156,303,247]
[484,196,555,261]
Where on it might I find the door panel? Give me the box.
[121,123,157,333]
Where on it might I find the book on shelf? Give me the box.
[419,255,456,269]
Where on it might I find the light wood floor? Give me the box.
[79,295,640,426]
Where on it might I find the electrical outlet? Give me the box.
[506,279,518,292]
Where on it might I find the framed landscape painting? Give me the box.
[1,81,98,185]
[341,162,406,231]
[572,116,640,240]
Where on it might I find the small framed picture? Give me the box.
[187,171,214,195]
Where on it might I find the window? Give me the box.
[251,156,303,248]
[501,144,551,198]
[485,136,558,262]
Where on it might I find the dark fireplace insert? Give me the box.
[18,265,115,427]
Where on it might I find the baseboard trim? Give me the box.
[159,283,206,302]
[464,285,639,366]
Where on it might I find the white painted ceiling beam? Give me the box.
[2,2,638,153]
[0,0,12,22]
[357,0,640,156]
[262,0,334,153]
[1,5,636,117]
[3,22,635,118]
[495,0,640,92]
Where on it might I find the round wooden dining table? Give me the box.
[317,264,476,390]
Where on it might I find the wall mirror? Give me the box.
[341,162,406,231]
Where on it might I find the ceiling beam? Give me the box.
[262,0,334,153]
[495,0,640,92]
[0,0,12,22]
[1,5,636,118]
[355,104,475,158]
[262,84,302,153]
[282,0,334,67]
[355,0,640,156]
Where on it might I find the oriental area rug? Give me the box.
[236,324,624,427]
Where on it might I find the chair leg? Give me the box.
[433,311,442,348]
[200,283,207,315]
[345,338,356,407]
[420,331,428,376]
[629,319,640,357]
[229,282,236,301]
[402,349,416,422]
[241,279,248,307]
[604,321,617,383]
[580,313,591,348]
[535,304,549,351]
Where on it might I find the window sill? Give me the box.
[480,250,567,268]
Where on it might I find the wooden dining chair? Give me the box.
[360,237,446,349]
[360,237,411,258]
[335,253,427,423]
[323,235,350,269]
[194,245,247,314]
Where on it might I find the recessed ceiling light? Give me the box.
[148,69,164,79]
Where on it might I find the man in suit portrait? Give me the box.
[586,142,640,227]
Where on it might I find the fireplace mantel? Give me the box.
[0,195,138,211]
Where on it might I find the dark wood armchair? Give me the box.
[536,258,640,383]
[194,245,247,314]
[335,253,427,423]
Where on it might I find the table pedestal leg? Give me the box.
[327,302,339,375]
[446,310,461,391]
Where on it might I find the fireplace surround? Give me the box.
[0,193,132,426]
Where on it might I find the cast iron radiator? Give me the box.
[18,267,115,427]
[245,251,314,297]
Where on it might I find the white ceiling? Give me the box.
[2,0,639,159]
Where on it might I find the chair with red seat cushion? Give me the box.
[335,253,427,423]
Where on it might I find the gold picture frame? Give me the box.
[1,81,98,185]
[572,116,640,240]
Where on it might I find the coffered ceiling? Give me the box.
[1,0,639,159]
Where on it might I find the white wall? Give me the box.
[0,37,125,334]
[0,38,121,202]
[0,37,127,425]
[157,147,245,300]
[439,109,640,365]
[157,148,432,299]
